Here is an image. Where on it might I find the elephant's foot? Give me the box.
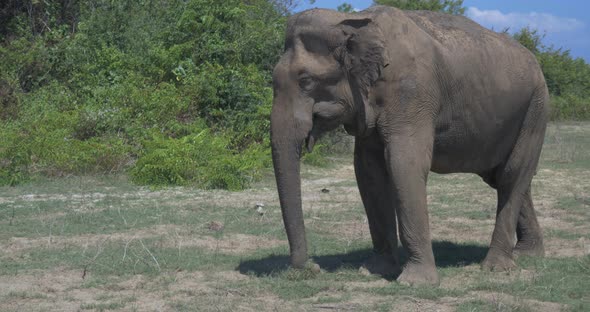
[359,253,400,277]
[481,250,516,271]
[397,262,439,286]
[513,238,545,258]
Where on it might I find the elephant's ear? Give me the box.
[335,17,387,137]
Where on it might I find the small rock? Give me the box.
[254,203,265,216]
[207,221,224,232]
[321,188,330,193]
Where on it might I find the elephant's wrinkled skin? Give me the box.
[270,6,548,285]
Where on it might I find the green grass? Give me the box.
[5,291,48,300]
[456,300,529,312]
[369,282,465,300]
[457,256,590,312]
[79,300,129,311]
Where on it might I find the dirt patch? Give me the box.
[1,224,177,254]
[441,265,537,290]
[168,270,248,295]
[470,291,564,312]
[313,220,371,243]
[0,269,258,312]
[337,295,461,312]
[391,296,460,312]
[430,217,494,244]
[166,271,298,312]
[181,233,286,254]
[344,279,391,290]
[2,225,286,256]
[545,237,590,257]
[0,268,85,311]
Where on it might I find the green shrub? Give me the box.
[550,95,590,121]
[0,78,19,120]
[181,63,273,147]
[302,144,330,167]
[0,124,31,186]
[0,113,132,183]
[0,0,340,188]
[130,126,269,190]
[512,27,590,120]
[201,142,269,190]
[29,136,131,177]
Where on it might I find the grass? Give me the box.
[1,122,589,311]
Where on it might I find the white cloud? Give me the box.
[466,7,584,33]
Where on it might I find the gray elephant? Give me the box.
[270,6,548,285]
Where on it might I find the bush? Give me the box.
[130,127,269,190]
[180,62,273,147]
[0,121,132,186]
[0,124,31,186]
[512,27,590,120]
[550,95,590,121]
[302,144,330,167]
[0,79,19,120]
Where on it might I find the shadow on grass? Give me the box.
[237,240,488,277]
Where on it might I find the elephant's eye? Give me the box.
[298,76,316,92]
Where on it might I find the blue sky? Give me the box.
[296,0,590,62]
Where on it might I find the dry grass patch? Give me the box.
[1,225,286,257]
[470,291,564,312]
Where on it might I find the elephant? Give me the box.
[270,6,548,285]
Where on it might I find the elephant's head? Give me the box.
[270,9,388,268]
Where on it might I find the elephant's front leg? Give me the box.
[384,133,439,285]
[354,133,400,277]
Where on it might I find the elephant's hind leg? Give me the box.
[514,188,545,257]
[479,176,545,258]
[354,134,401,277]
[482,91,548,271]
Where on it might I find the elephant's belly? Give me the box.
[430,117,521,174]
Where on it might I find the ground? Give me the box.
[0,122,589,312]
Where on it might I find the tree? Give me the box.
[511,26,590,98]
[337,3,354,12]
[0,0,80,40]
[512,27,543,54]
[374,0,465,15]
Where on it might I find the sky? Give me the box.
[295,0,590,62]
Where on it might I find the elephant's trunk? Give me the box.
[270,97,312,269]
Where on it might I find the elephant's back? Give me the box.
[404,10,488,43]
[403,10,538,68]
[403,10,518,51]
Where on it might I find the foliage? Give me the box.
[302,144,330,167]
[0,0,283,188]
[374,0,465,15]
[130,127,269,190]
[511,27,543,54]
[0,81,134,185]
[337,3,354,13]
[512,27,590,120]
[549,94,590,121]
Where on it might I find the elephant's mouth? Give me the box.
[305,101,349,153]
